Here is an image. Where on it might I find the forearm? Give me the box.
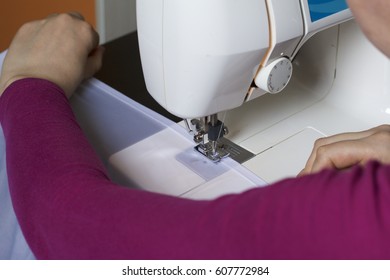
[1,79,390,259]
[0,78,214,259]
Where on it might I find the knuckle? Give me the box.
[81,23,95,37]
[18,21,37,34]
[377,124,390,131]
[55,13,74,24]
[316,145,328,157]
[54,13,88,30]
[77,21,97,41]
[371,124,390,133]
[373,130,390,142]
[314,137,327,148]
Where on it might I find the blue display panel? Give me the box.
[308,0,348,22]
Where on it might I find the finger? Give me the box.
[72,16,100,56]
[83,28,101,59]
[303,129,375,174]
[84,46,105,79]
[90,28,100,50]
[302,136,337,176]
[310,140,367,174]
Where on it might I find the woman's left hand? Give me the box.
[0,13,104,98]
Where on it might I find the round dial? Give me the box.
[255,57,293,94]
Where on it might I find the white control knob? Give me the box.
[254,57,293,94]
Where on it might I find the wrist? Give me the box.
[0,75,29,97]
[0,77,67,101]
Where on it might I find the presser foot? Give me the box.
[194,141,230,163]
[194,137,255,164]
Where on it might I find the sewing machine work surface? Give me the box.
[76,21,390,199]
[71,79,267,201]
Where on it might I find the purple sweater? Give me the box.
[1,78,390,259]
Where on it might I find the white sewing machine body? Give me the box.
[226,21,390,182]
[135,0,390,183]
[137,0,352,118]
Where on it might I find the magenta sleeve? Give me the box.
[1,78,390,259]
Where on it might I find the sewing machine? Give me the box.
[135,0,390,183]
[1,1,390,259]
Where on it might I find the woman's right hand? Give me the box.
[299,125,390,176]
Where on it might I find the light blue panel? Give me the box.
[308,0,348,22]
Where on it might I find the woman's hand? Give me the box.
[0,13,104,98]
[299,125,390,176]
